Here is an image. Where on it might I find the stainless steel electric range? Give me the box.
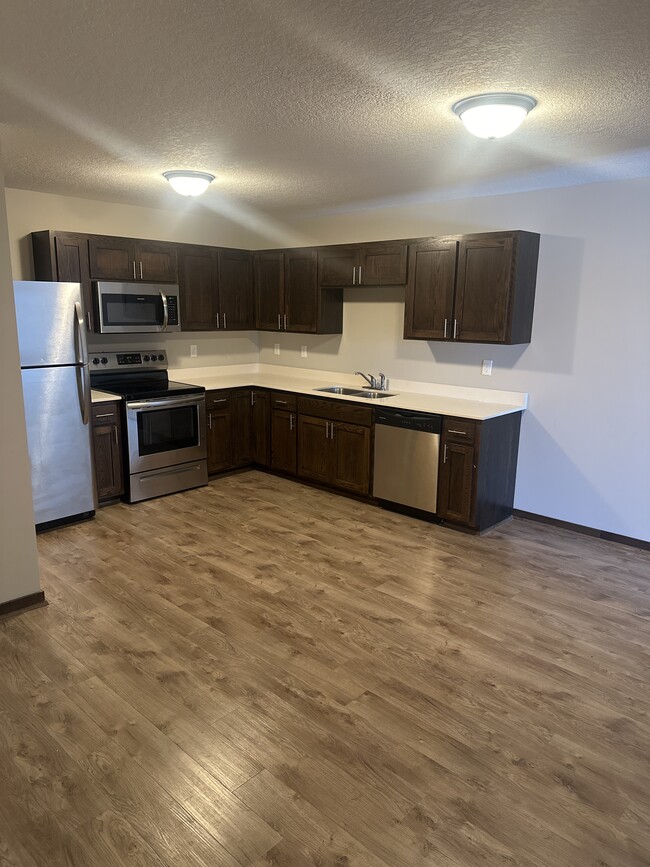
[90,350,208,503]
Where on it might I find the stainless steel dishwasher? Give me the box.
[373,408,442,514]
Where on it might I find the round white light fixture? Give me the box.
[452,93,537,139]
[163,170,215,196]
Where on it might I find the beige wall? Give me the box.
[5,186,263,366]
[0,164,41,604]
[258,178,650,542]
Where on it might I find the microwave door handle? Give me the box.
[160,289,169,332]
[74,301,90,425]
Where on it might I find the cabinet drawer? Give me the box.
[271,391,297,411]
[297,396,372,426]
[443,417,476,444]
[92,402,120,426]
[206,390,232,410]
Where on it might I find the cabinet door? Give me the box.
[206,393,233,473]
[135,240,178,283]
[437,441,475,526]
[251,390,270,466]
[54,234,95,332]
[271,409,297,475]
[317,246,359,287]
[217,249,255,330]
[284,249,318,333]
[404,240,457,340]
[92,404,124,501]
[178,245,219,331]
[359,242,408,286]
[88,237,135,280]
[233,389,253,467]
[330,421,371,495]
[255,251,284,331]
[297,415,331,483]
[454,235,514,343]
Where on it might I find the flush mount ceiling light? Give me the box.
[452,93,537,139]
[163,170,215,196]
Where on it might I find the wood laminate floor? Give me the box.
[1,472,649,866]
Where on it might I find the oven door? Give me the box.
[125,395,207,474]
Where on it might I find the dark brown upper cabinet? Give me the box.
[404,230,540,345]
[317,242,408,287]
[404,239,457,340]
[255,249,342,334]
[217,248,255,330]
[88,236,178,283]
[32,231,94,331]
[178,244,219,331]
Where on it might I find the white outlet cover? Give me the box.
[190,344,198,358]
[300,345,308,357]
[481,359,493,375]
[273,343,280,355]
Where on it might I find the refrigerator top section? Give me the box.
[14,281,85,368]
[87,349,168,372]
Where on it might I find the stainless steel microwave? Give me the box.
[93,281,181,333]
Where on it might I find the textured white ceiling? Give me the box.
[1,0,649,214]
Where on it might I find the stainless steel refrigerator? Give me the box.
[13,281,96,529]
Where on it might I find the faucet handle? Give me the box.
[378,372,388,390]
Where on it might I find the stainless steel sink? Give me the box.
[313,386,395,399]
[314,386,363,395]
[352,390,396,399]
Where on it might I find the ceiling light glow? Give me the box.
[163,170,215,196]
[452,93,537,139]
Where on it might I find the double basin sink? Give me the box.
[314,386,396,400]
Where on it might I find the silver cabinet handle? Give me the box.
[216,314,220,328]
[330,422,335,440]
[251,392,255,406]
[211,398,228,405]
[358,266,362,285]
[290,413,295,431]
[139,261,143,280]
[284,313,287,330]
[160,289,169,332]
[223,313,227,329]
[453,319,458,339]
[443,318,448,338]
[352,266,356,285]
[278,313,281,330]
[325,421,330,439]
[94,412,113,418]
[208,412,212,430]
[443,444,448,463]
[448,429,467,436]
[132,261,136,280]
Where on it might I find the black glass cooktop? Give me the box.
[90,370,204,401]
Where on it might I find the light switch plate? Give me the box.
[190,344,198,358]
[481,359,493,376]
[273,343,280,356]
[301,345,308,358]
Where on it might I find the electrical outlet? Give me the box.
[190,344,198,358]
[300,345,308,358]
[273,343,280,356]
[481,359,493,376]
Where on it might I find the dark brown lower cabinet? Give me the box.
[232,389,253,467]
[437,413,522,532]
[271,409,297,475]
[91,402,124,503]
[251,390,271,466]
[206,390,233,474]
[298,398,370,495]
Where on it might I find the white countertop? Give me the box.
[168,364,527,421]
[91,389,120,404]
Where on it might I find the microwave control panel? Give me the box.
[166,295,179,326]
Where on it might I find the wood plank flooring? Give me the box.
[1,471,649,866]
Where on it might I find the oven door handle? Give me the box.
[160,289,169,332]
[127,397,204,410]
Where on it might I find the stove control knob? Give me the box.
[157,354,165,361]
[143,355,150,362]
[100,357,109,365]
[92,357,100,365]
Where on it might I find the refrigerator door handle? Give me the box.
[74,302,90,425]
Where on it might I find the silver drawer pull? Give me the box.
[210,399,228,405]
[448,429,467,436]
[94,412,114,418]
[275,399,288,405]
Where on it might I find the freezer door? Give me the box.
[14,281,84,367]
[21,366,96,526]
